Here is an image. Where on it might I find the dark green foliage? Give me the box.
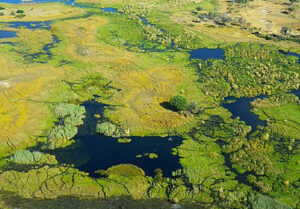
[235,0,248,3]
[251,195,292,209]
[170,95,188,111]
[0,12,4,16]
[0,6,5,10]
[16,10,24,14]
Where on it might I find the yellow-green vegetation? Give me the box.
[15,28,53,54]
[0,0,299,208]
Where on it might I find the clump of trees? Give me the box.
[170,95,188,111]
[280,26,292,36]
[8,150,57,165]
[43,103,85,149]
[96,121,129,137]
[169,95,202,115]
[198,12,233,26]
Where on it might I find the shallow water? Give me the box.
[222,96,266,133]
[48,100,183,177]
[291,89,300,99]
[189,48,225,60]
[0,30,16,38]
[5,20,51,29]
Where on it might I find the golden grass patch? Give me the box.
[0,3,86,22]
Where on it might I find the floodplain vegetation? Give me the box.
[0,0,299,208]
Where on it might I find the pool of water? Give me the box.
[0,30,16,39]
[291,89,300,99]
[222,96,266,133]
[47,100,183,178]
[189,48,225,60]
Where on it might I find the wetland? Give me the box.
[0,0,299,208]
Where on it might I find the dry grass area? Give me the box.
[219,0,300,36]
[0,2,86,22]
[0,50,63,157]
[171,9,300,51]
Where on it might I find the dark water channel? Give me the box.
[222,96,266,133]
[222,89,300,133]
[189,48,225,60]
[48,100,183,178]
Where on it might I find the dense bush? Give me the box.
[9,150,43,165]
[187,101,202,114]
[170,95,188,111]
[8,150,56,165]
[96,121,117,136]
[251,195,292,209]
[16,10,24,14]
[199,44,300,98]
[44,103,86,149]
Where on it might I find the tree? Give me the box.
[170,95,188,111]
[280,26,291,36]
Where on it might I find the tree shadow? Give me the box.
[160,102,174,111]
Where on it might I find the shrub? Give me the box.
[170,95,188,111]
[280,26,291,36]
[106,164,145,177]
[0,6,5,10]
[48,125,78,141]
[251,195,292,209]
[0,12,4,16]
[15,14,26,19]
[187,101,202,114]
[9,150,44,165]
[96,121,117,136]
[16,10,24,14]
[53,103,85,119]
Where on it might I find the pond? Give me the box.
[48,100,183,178]
[188,48,225,60]
[222,96,266,133]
